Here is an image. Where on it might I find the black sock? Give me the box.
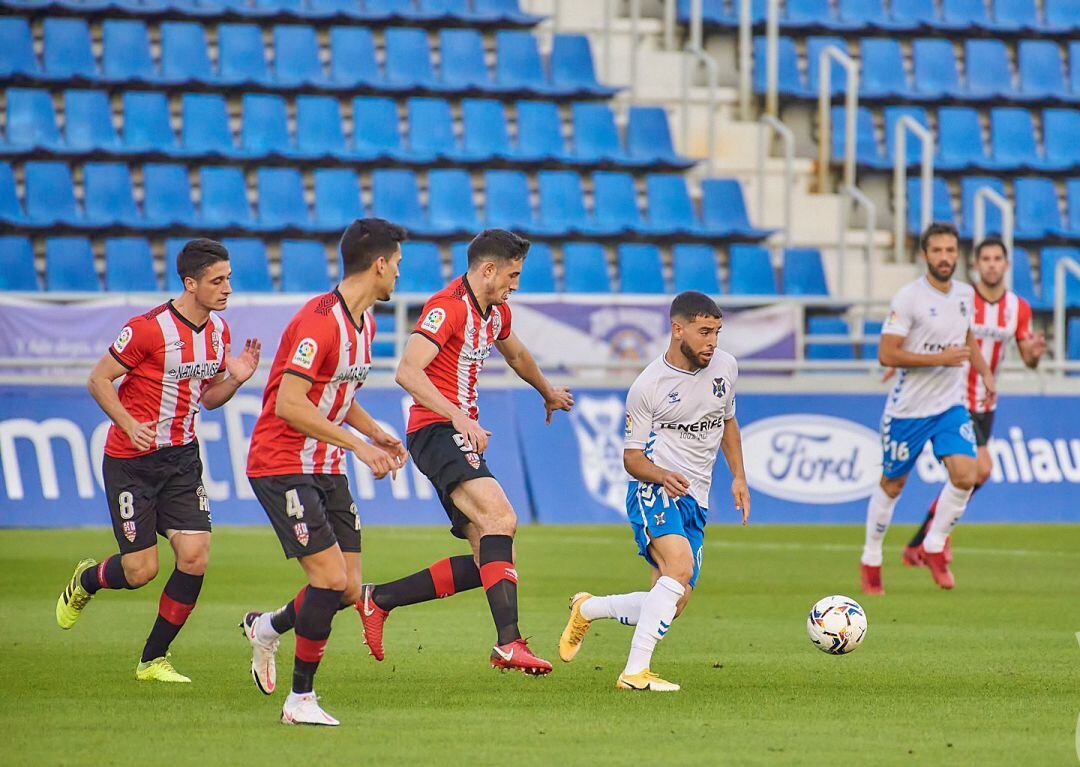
[81,555,131,594]
[141,569,203,663]
[478,535,520,646]
[372,555,482,612]
[270,587,303,634]
[292,585,343,695]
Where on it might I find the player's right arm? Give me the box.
[87,352,156,452]
[621,377,689,499]
[877,289,968,368]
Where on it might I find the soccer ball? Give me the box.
[807,595,867,655]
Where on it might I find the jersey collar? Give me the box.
[167,300,208,333]
[662,352,701,376]
[333,288,366,333]
[461,274,492,320]
[974,284,1007,305]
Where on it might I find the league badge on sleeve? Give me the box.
[113,326,133,354]
[624,412,633,438]
[292,338,318,369]
[421,307,447,334]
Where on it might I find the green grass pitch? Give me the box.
[2,524,1078,766]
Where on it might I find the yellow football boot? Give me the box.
[558,592,593,662]
[135,654,191,683]
[56,558,96,629]
[616,669,680,692]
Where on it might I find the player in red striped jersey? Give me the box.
[358,229,574,676]
[242,219,408,726]
[55,239,261,683]
[903,237,1046,566]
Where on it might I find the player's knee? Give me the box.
[312,566,348,592]
[479,507,517,537]
[123,560,158,587]
[951,470,977,491]
[664,561,694,588]
[175,551,208,576]
[879,476,905,498]
[975,463,992,487]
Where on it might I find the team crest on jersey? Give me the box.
[465,452,481,469]
[122,520,137,542]
[292,338,318,369]
[958,301,968,317]
[293,522,310,547]
[713,377,728,398]
[113,326,133,354]
[422,308,446,333]
[491,311,503,338]
[211,330,222,354]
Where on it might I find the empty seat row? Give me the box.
[0,162,770,240]
[690,0,1079,33]
[1,90,691,170]
[836,106,1079,172]
[0,19,612,98]
[757,36,1080,103]
[906,175,1080,241]
[805,316,882,361]
[1,0,540,25]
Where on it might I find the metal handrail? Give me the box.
[764,0,780,117]
[891,116,934,262]
[664,0,677,50]
[738,0,753,120]
[1052,256,1080,377]
[756,115,794,249]
[816,46,859,194]
[973,187,1015,290]
[602,0,614,83]
[838,184,877,300]
[629,0,641,99]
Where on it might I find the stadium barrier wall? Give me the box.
[1,387,1078,527]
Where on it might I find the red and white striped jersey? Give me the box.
[965,288,1033,413]
[105,302,230,459]
[247,290,374,477]
[406,275,512,434]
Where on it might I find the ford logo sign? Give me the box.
[741,415,882,504]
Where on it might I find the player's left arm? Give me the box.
[343,402,407,468]
[966,328,996,409]
[721,416,750,525]
[494,330,574,424]
[1014,300,1046,369]
[202,336,261,410]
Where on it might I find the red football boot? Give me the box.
[490,638,553,676]
[860,563,884,595]
[356,584,389,661]
[923,550,955,589]
[901,545,926,567]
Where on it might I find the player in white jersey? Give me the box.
[861,223,996,595]
[558,292,750,692]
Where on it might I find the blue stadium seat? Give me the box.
[161,22,215,85]
[941,0,992,29]
[965,40,1021,100]
[313,168,363,231]
[1063,178,1080,237]
[593,171,643,234]
[200,166,253,227]
[218,24,272,85]
[627,106,691,167]
[562,243,611,293]
[782,248,829,295]
[385,28,441,91]
[222,239,273,292]
[495,30,554,94]
[46,238,99,291]
[295,96,346,159]
[937,107,989,170]
[806,316,854,360]
[912,39,963,98]
[551,34,615,96]
[461,99,512,161]
[906,176,956,231]
[1040,247,1080,307]
[1010,247,1041,307]
[371,169,426,232]
[182,93,237,156]
[0,237,39,291]
[839,0,910,29]
[242,94,294,157]
[672,243,721,294]
[440,29,493,90]
[884,106,930,164]
[43,19,97,80]
[329,27,381,87]
[1071,41,1080,97]
[280,240,330,293]
[64,90,121,153]
[364,0,425,20]
[1045,110,1080,168]
[859,39,915,99]
[397,241,445,292]
[1018,40,1067,99]
[571,102,632,165]
[473,0,543,24]
[835,106,885,166]
[83,162,139,227]
[991,0,1039,31]
[105,238,158,291]
[1069,318,1080,369]
[753,37,805,95]
[123,92,178,153]
[25,162,79,225]
[144,164,196,227]
[0,20,38,79]
[427,169,479,234]
[102,21,156,83]
[959,176,1007,237]
[889,0,940,28]
[257,167,309,229]
[644,174,701,236]
[274,25,329,86]
[618,244,666,293]
[0,163,24,225]
[515,100,570,161]
[408,98,461,161]
[535,170,594,236]
[1015,177,1062,238]
[371,311,396,359]
[785,0,852,29]
[806,37,849,95]
[728,244,778,295]
[990,108,1049,169]
[519,242,556,292]
[164,238,188,292]
[700,178,770,238]
[5,89,61,152]
[861,320,883,360]
[353,97,405,160]
[483,170,534,229]
[1045,0,1080,30]
[450,241,469,275]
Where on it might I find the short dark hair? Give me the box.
[974,236,1008,260]
[467,229,530,267]
[670,291,723,323]
[920,222,959,252]
[339,218,408,276]
[177,238,229,281]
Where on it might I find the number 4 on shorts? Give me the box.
[285,489,305,519]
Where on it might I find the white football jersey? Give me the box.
[881,276,974,419]
[623,349,739,507]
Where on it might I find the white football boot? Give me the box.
[240,611,278,695]
[280,692,340,726]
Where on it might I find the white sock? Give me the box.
[580,592,648,625]
[623,576,684,676]
[924,480,972,553]
[285,690,313,704]
[861,485,899,567]
[255,612,281,644]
